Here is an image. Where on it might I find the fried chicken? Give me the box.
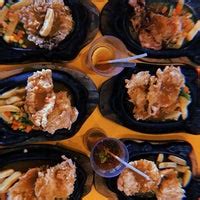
[25,69,56,128]
[147,66,185,118]
[125,71,151,120]
[44,91,79,134]
[139,13,182,50]
[35,157,76,200]
[7,168,40,200]
[20,0,74,50]
[24,69,79,134]
[129,0,195,50]
[117,159,161,196]
[125,65,189,121]
[156,170,185,200]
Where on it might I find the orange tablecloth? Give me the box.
[0,1,200,199]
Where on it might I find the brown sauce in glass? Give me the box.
[93,140,122,170]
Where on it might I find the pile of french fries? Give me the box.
[157,154,192,187]
[0,169,22,199]
[0,87,25,123]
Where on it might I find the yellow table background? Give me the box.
[0,0,200,199]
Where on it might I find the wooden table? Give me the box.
[0,1,200,199]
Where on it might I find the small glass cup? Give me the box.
[83,128,107,151]
[85,36,129,77]
[90,137,129,178]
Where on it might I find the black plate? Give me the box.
[100,140,200,200]
[0,0,99,63]
[99,63,200,134]
[0,68,99,145]
[0,144,92,200]
[100,0,200,64]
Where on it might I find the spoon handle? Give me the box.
[98,53,147,64]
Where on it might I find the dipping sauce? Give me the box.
[93,139,122,170]
[90,137,129,177]
[91,46,115,71]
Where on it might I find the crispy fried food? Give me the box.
[117,159,161,196]
[182,169,192,187]
[125,66,189,121]
[25,69,56,128]
[44,91,78,134]
[168,155,187,166]
[0,105,21,113]
[0,171,22,193]
[125,71,151,120]
[138,13,183,50]
[0,169,14,179]
[20,0,74,49]
[129,0,195,50]
[156,170,185,200]
[34,157,76,200]
[147,66,184,119]
[7,168,39,200]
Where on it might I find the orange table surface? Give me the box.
[0,0,200,199]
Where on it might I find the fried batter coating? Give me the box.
[156,170,185,200]
[125,66,188,121]
[44,91,78,134]
[125,71,151,120]
[35,157,76,200]
[7,168,39,200]
[117,159,161,196]
[20,0,74,49]
[25,69,56,128]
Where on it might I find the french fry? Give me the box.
[0,0,5,7]
[13,101,25,107]
[0,171,22,193]
[187,20,200,41]
[15,88,26,94]
[10,0,33,10]
[0,105,21,113]
[0,88,18,99]
[176,165,190,173]
[157,153,164,163]
[0,113,12,124]
[168,155,187,166]
[0,88,25,99]
[5,96,22,105]
[159,162,177,169]
[182,169,192,187]
[0,100,5,106]
[0,169,14,179]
